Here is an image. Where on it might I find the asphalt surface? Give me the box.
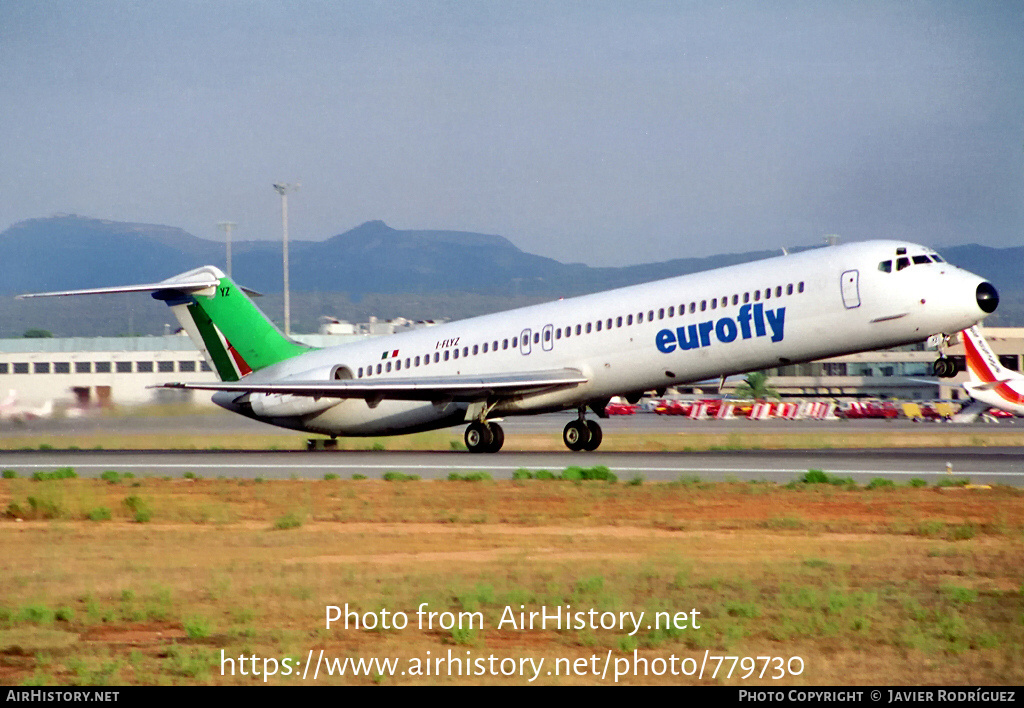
[2,410,1022,484]
[2,448,1022,485]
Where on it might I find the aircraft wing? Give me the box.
[154,368,588,402]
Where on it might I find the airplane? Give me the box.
[952,325,1024,419]
[0,390,55,424]
[18,240,998,452]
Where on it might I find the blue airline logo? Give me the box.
[656,304,786,353]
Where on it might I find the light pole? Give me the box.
[217,221,236,278]
[273,183,299,335]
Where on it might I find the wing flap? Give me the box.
[154,368,588,402]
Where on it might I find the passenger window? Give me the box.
[453,349,459,360]
[463,346,469,357]
[668,306,674,317]
[472,345,478,355]
[765,288,771,300]
[743,292,750,304]
[533,334,539,344]
[386,361,392,372]
[396,360,401,370]
[627,314,633,325]
[648,310,654,320]
[576,324,582,335]
[358,367,363,378]
[616,316,622,327]
[786,284,793,295]
[596,321,602,332]
[732,295,739,305]
[503,339,508,350]
[689,302,696,313]
[376,364,382,374]
[798,282,805,293]
[512,337,518,347]
[586,323,592,334]
[658,309,664,320]
[444,350,450,361]
[482,343,488,353]
[606,318,613,329]
[700,300,706,311]
[434,352,440,362]
[710,299,717,310]
[775,286,782,297]
[754,291,760,302]
[637,312,644,323]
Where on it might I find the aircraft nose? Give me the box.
[976,281,999,314]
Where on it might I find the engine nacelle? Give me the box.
[250,392,340,418]
[247,363,354,418]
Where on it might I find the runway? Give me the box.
[4,447,1023,485]
[3,409,1023,484]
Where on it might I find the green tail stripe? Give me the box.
[187,302,241,382]
[187,278,310,379]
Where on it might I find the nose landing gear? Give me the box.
[932,333,961,378]
[933,356,959,378]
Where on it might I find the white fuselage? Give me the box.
[225,240,994,436]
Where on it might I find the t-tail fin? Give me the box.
[18,266,310,381]
[961,325,1017,385]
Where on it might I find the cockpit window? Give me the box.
[912,255,931,264]
[878,260,892,273]
[896,257,911,271]
[932,254,944,263]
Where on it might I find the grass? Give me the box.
[0,475,1020,685]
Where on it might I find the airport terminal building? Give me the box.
[1,326,1022,409]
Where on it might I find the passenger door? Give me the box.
[840,270,860,309]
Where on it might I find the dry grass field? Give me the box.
[1,469,1022,686]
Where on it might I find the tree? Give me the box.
[22,329,53,338]
[734,371,778,400]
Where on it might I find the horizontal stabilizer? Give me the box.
[964,379,1013,392]
[16,266,260,299]
[154,368,588,402]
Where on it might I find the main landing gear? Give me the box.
[464,420,505,453]
[563,407,603,451]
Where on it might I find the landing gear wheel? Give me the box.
[582,420,603,451]
[563,420,592,451]
[933,357,958,378]
[464,421,494,453]
[485,422,504,453]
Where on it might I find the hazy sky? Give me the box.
[1,1,1022,266]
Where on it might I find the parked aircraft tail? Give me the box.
[18,266,310,381]
[958,325,1024,416]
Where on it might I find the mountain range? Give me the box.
[1,215,1020,336]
